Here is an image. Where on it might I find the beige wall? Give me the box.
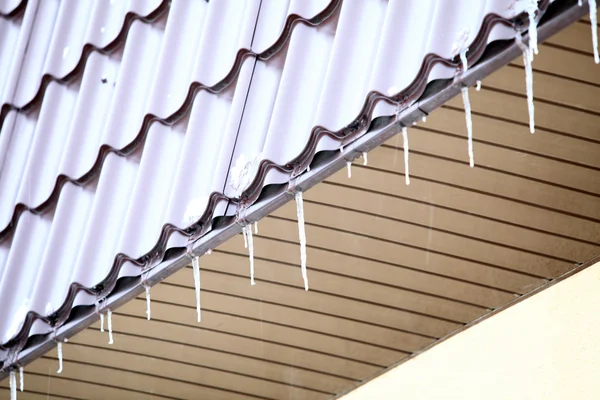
[341,261,600,400]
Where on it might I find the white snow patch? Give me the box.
[192,256,202,322]
[230,153,262,197]
[589,0,599,63]
[107,309,114,344]
[461,87,475,167]
[402,128,410,185]
[295,192,309,291]
[145,286,151,321]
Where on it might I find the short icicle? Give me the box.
[422,116,427,122]
[254,221,258,234]
[100,312,104,332]
[476,80,482,91]
[19,366,23,392]
[461,87,475,167]
[295,192,309,291]
[362,152,368,166]
[242,225,248,248]
[145,286,151,321]
[192,255,202,321]
[57,341,63,374]
[346,161,352,178]
[107,309,114,344]
[589,0,599,63]
[579,0,583,6]
[402,127,410,185]
[516,34,535,133]
[247,224,256,285]
[9,370,16,400]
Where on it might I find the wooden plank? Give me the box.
[487,64,600,115]
[190,250,484,323]
[0,369,168,400]
[326,164,600,245]
[147,283,434,352]
[309,181,599,263]
[0,388,75,400]
[89,313,379,382]
[115,299,406,367]
[447,81,600,143]
[546,20,596,55]
[69,328,352,395]
[25,356,258,400]
[270,200,573,278]
[363,143,600,222]
[167,253,460,338]
[428,106,600,170]
[218,232,515,309]
[42,342,329,400]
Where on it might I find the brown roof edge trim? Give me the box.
[331,252,600,399]
[0,0,27,19]
[0,0,560,371]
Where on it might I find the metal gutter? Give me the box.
[0,0,590,381]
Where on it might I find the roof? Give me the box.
[0,0,598,397]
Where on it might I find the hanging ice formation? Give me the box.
[402,127,410,185]
[422,116,427,122]
[56,341,63,373]
[145,285,151,321]
[100,312,104,332]
[242,224,256,286]
[362,152,368,166]
[295,192,309,291]
[589,0,599,63]
[19,366,23,392]
[9,370,16,400]
[524,0,539,60]
[459,48,475,167]
[254,221,258,234]
[347,161,352,178]
[107,309,114,344]
[476,80,482,91]
[242,225,248,248]
[516,33,535,133]
[191,255,202,322]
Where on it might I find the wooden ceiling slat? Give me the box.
[219,233,515,309]
[405,127,600,196]
[148,283,433,352]
[545,21,596,55]
[115,300,406,367]
[447,83,600,143]
[166,255,461,338]
[86,314,378,381]
[327,166,599,245]
[270,201,573,279]
[486,65,600,115]
[364,145,600,222]
[0,387,78,400]
[313,181,598,262]
[0,370,170,400]
[41,343,330,400]
[69,329,353,395]
[430,107,600,170]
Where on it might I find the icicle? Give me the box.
[525,1,539,60]
[242,225,248,248]
[461,87,475,167]
[476,80,482,91]
[57,342,63,374]
[589,0,599,64]
[579,0,583,5]
[10,370,16,400]
[362,152,368,166]
[145,286,151,321]
[402,127,410,185]
[516,34,535,133]
[191,255,202,321]
[422,116,427,122]
[247,224,255,286]
[107,309,113,344]
[254,221,258,234]
[295,192,309,291]
[459,48,469,74]
[346,161,352,178]
[19,366,23,392]
[100,312,104,332]
[206,249,212,255]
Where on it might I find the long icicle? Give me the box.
[589,0,599,63]
[19,366,23,392]
[192,255,202,321]
[107,309,114,344]
[459,48,474,167]
[9,370,16,400]
[295,192,309,291]
[145,286,151,320]
[516,34,535,133]
[247,224,256,286]
[402,127,410,185]
[57,341,63,374]
[100,312,104,332]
